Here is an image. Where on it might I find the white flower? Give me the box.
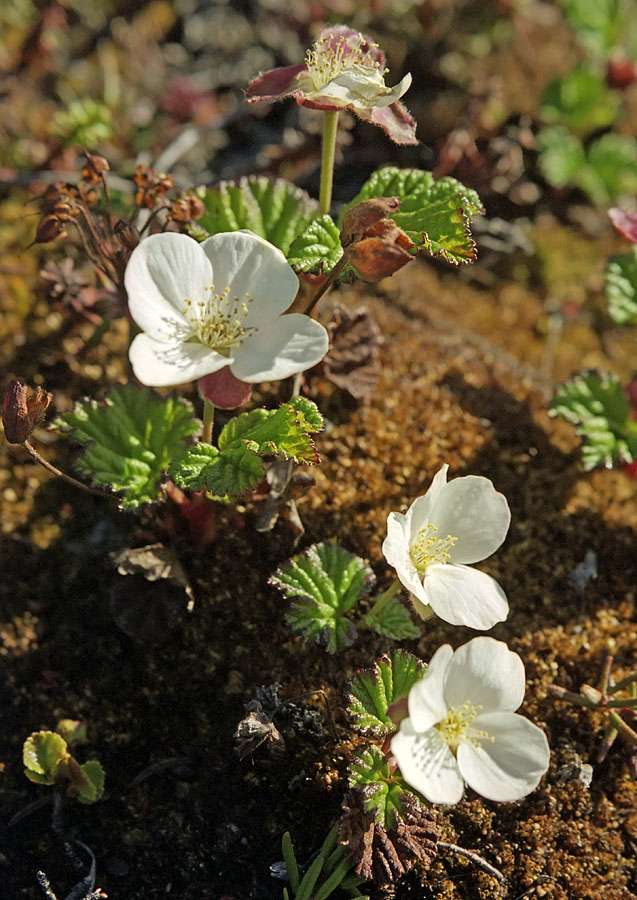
[382,464,511,630]
[391,637,551,805]
[125,231,329,387]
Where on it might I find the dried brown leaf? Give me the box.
[318,305,382,402]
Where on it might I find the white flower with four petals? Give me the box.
[382,464,511,630]
[391,636,551,805]
[125,230,328,389]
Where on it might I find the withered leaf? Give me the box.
[339,789,438,886]
[340,197,402,247]
[317,305,382,403]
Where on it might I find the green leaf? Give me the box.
[55,384,200,509]
[559,0,637,60]
[605,248,637,325]
[282,832,300,893]
[170,400,323,496]
[286,214,343,274]
[341,166,484,266]
[195,176,318,255]
[348,745,413,829]
[536,126,587,187]
[270,542,375,653]
[73,759,105,804]
[582,134,637,204]
[296,852,326,900]
[347,650,425,738]
[550,371,637,469]
[365,594,420,640]
[540,66,621,134]
[23,731,68,782]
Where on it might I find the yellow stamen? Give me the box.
[183,287,255,354]
[409,523,457,574]
[305,33,380,90]
[435,701,492,751]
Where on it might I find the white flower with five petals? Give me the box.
[382,464,511,630]
[391,637,551,805]
[125,231,328,388]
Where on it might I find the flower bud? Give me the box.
[2,380,52,444]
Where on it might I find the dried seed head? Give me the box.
[113,220,140,251]
[81,152,110,184]
[35,215,68,244]
[340,196,402,246]
[167,195,206,223]
[2,380,52,444]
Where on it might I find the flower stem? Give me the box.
[368,578,402,618]
[318,110,339,216]
[302,252,349,317]
[23,440,113,500]
[202,398,215,444]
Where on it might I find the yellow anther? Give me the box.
[409,523,457,574]
[435,702,491,751]
[305,33,380,90]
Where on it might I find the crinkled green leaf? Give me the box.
[605,248,637,325]
[365,595,420,640]
[582,134,637,204]
[75,760,105,804]
[23,731,68,781]
[170,400,323,496]
[194,176,318,254]
[540,66,621,134]
[270,542,375,653]
[341,166,484,266]
[550,371,637,469]
[347,651,425,738]
[55,384,199,509]
[560,0,637,60]
[348,745,414,829]
[286,214,343,274]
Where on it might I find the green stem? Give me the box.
[608,671,637,694]
[609,711,637,746]
[318,110,339,216]
[367,579,402,618]
[302,252,349,317]
[202,398,215,444]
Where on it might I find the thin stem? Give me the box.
[303,253,349,318]
[437,841,506,884]
[318,110,339,216]
[608,671,637,694]
[367,579,402,618]
[599,652,614,693]
[609,711,637,746]
[23,441,113,500]
[202,398,215,444]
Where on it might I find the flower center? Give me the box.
[304,33,380,90]
[435,701,490,752]
[184,286,255,354]
[409,523,457,574]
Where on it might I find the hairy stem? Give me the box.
[318,110,339,216]
[202,398,215,444]
[303,252,349,317]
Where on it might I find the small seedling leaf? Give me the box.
[341,166,484,266]
[75,760,105,804]
[23,731,68,782]
[296,851,326,900]
[347,650,425,738]
[55,384,199,509]
[540,66,621,134]
[281,832,300,893]
[605,249,637,325]
[194,176,318,254]
[271,543,375,653]
[550,370,637,469]
[348,745,412,830]
[365,594,420,640]
[287,215,343,274]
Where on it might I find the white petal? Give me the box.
[230,314,328,382]
[407,644,453,731]
[405,464,449,535]
[391,721,464,805]
[444,637,525,714]
[201,231,299,327]
[129,333,230,387]
[422,564,509,630]
[429,476,511,565]
[318,67,411,109]
[457,711,550,802]
[382,515,428,603]
[125,233,211,341]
